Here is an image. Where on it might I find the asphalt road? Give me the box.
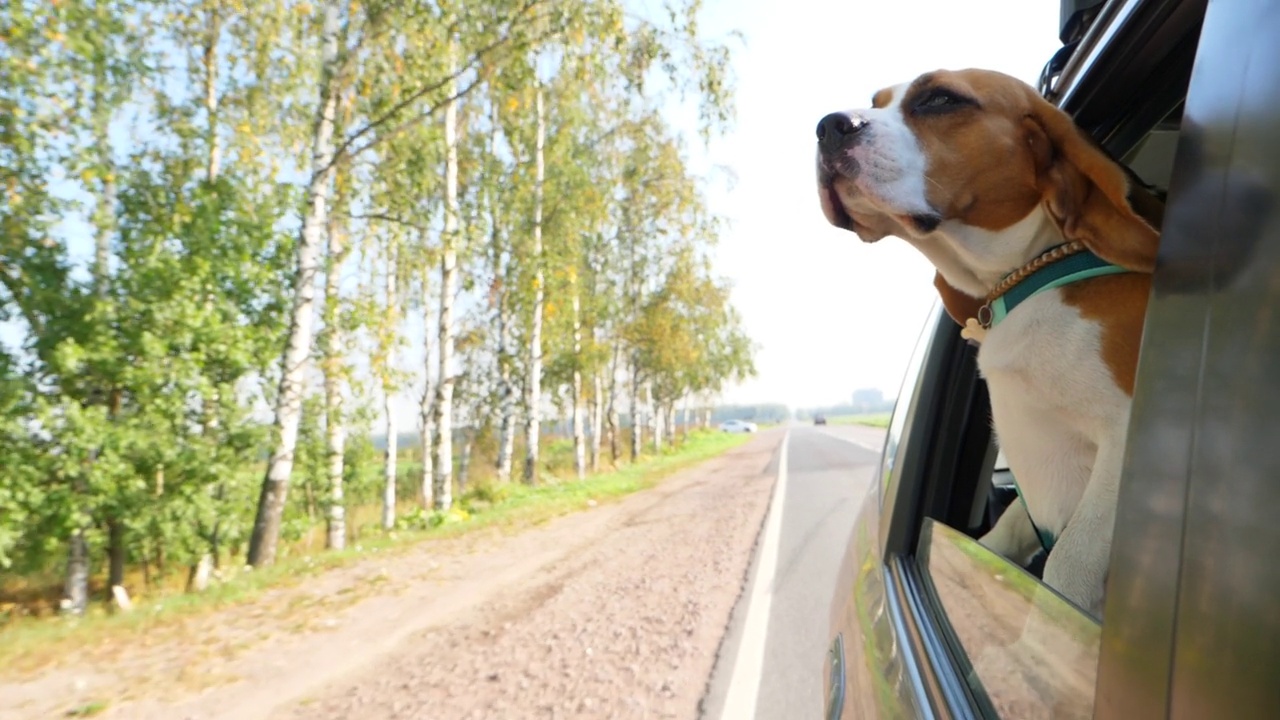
[702,424,885,720]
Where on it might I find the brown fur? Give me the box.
[901,71,1046,232]
[883,70,1162,327]
[934,272,985,326]
[1060,273,1152,396]
[888,70,1160,270]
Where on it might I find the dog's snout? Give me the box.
[816,112,865,154]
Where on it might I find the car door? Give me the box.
[1097,2,1280,717]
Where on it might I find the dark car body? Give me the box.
[815,415,828,426]
[824,1,1280,718]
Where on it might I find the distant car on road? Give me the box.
[814,415,827,426]
[718,419,757,433]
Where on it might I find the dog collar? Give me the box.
[977,243,1132,329]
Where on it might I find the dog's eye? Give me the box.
[914,89,972,114]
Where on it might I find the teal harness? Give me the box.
[980,245,1134,553]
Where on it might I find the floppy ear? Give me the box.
[1023,99,1161,272]
[934,272,984,327]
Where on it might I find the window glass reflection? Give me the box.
[919,519,1099,720]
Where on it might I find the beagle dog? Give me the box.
[814,69,1161,618]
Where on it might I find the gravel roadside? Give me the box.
[273,430,782,720]
[1,430,783,720]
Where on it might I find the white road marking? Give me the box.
[720,431,790,720]
[812,426,885,453]
[829,435,883,453]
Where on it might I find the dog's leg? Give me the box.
[979,501,1043,566]
[1041,434,1124,618]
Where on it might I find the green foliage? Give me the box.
[0,0,753,610]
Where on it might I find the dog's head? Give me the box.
[815,69,1159,306]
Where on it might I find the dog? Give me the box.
[814,69,1161,618]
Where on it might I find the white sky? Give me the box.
[1,1,1064,425]
[690,0,1062,408]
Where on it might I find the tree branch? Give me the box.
[324,0,554,174]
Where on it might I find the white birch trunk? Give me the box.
[571,287,586,479]
[487,103,517,483]
[432,38,459,511]
[323,210,347,550]
[419,317,435,508]
[248,0,341,566]
[590,372,603,472]
[629,363,642,462]
[607,342,621,462]
[650,382,662,454]
[522,86,546,484]
[495,296,516,481]
[204,5,222,183]
[382,389,397,529]
[197,3,224,574]
[381,244,399,530]
[681,396,691,442]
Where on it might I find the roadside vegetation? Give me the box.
[0,428,751,675]
[0,0,757,627]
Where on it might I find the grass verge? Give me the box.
[0,429,755,676]
[829,413,892,428]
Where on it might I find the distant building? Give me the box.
[851,388,885,413]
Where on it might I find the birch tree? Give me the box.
[247,0,345,566]
[522,85,546,484]
[432,36,461,511]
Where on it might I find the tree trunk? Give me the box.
[458,429,473,493]
[522,85,546,485]
[419,374,435,507]
[607,342,621,462]
[420,378,435,508]
[108,519,125,593]
[248,0,342,567]
[681,396,691,441]
[590,372,604,472]
[381,243,399,530]
[63,530,89,616]
[323,208,347,549]
[203,3,222,182]
[629,362,642,462]
[488,103,517,484]
[64,32,118,614]
[198,4,224,572]
[650,383,663,454]
[495,297,516,480]
[419,266,435,507]
[382,387,397,529]
[570,287,586,480]
[666,403,678,447]
[433,37,460,511]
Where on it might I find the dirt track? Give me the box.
[0,431,783,720]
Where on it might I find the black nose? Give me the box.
[816,113,863,153]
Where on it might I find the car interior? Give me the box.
[907,3,1201,592]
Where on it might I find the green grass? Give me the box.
[0,429,754,676]
[65,701,110,717]
[827,413,892,428]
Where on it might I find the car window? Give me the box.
[879,303,939,507]
[918,519,1099,720]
